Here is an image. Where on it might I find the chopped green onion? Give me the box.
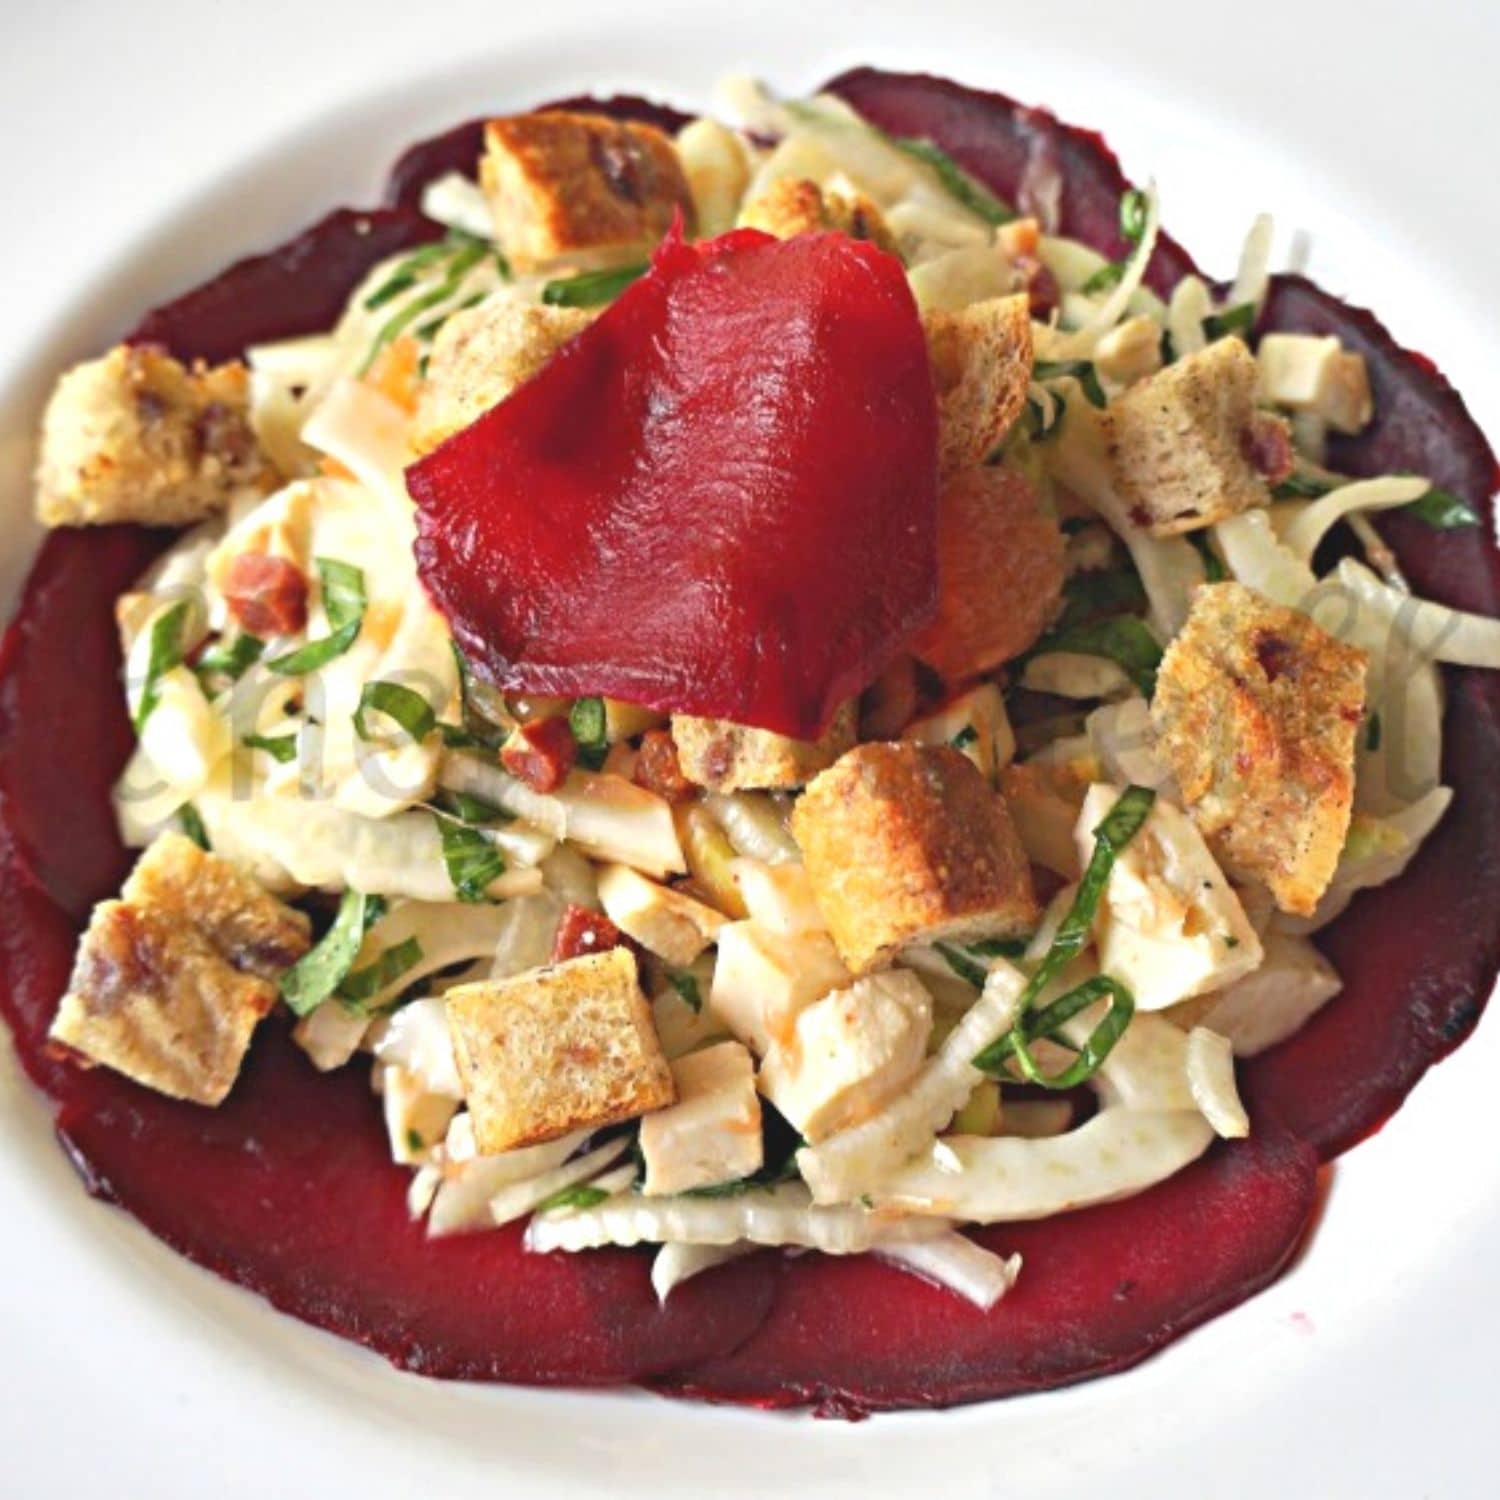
[569,696,608,770]
[339,935,424,1007]
[892,137,1014,225]
[1203,302,1255,341]
[243,732,298,764]
[415,290,486,344]
[1403,487,1481,530]
[266,559,366,676]
[1273,472,1333,500]
[430,788,507,825]
[353,680,437,743]
[280,889,386,1017]
[1119,188,1148,245]
[1038,615,1163,696]
[436,816,506,902]
[1189,531,1228,583]
[195,632,263,688]
[133,601,191,732]
[536,1183,611,1213]
[175,802,210,851]
[542,263,648,308]
[973,785,1155,1087]
[1366,711,1383,753]
[1034,359,1109,410]
[669,972,703,1013]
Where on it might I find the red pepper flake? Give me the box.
[633,729,695,803]
[499,716,577,793]
[408,222,939,741]
[223,552,308,637]
[552,903,627,963]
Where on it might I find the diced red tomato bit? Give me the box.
[500,716,577,793]
[223,552,309,637]
[551,903,628,963]
[633,730,695,803]
[1244,413,1295,485]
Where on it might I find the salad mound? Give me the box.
[1,69,1497,1418]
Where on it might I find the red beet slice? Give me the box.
[408,226,939,738]
[658,1129,1319,1415]
[823,67,1200,298]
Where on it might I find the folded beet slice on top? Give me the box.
[408,224,939,739]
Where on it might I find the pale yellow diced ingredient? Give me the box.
[903,682,1016,784]
[1092,315,1164,388]
[674,117,753,238]
[639,1041,763,1195]
[708,920,851,1057]
[1256,333,1373,435]
[596,863,728,966]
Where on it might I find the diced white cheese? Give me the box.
[292,999,372,1072]
[1077,784,1263,1010]
[758,972,933,1143]
[730,858,826,936]
[378,1062,460,1165]
[373,996,465,1099]
[1182,930,1342,1057]
[1256,333,1372,434]
[903,682,1015,782]
[708,921,851,1056]
[596,863,726,965]
[639,1041,763,1196]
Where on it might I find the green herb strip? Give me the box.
[973,785,1156,1088]
[542,263,648,309]
[1273,472,1333,500]
[934,941,991,989]
[176,802,210,851]
[266,559,366,676]
[1366,711,1383,753]
[1026,390,1068,442]
[133,601,191,732]
[1119,188,1148,244]
[280,890,387,1017]
[431,788,507,825]
[536,1184,611,1213]
[1082,261,1127,296]
[362,235,496,372]
[363,239,467,311]
[1039,615,1163,697]
[892,137,1014,225]
[1203,302,1255,341]
[195,632,264,688]
[949,724,979,751]
[569,696,608,770]
[436,816,506,902]
[353,681,437,744]
[1403,487,1481,529]
[969,936,1031,959]
[339,935,424,1007]
[669,972,703,1013]
[1034,359,1109,410]
[1055,566,1149,633]
[1189,531,1228,583]
[243,732,298,764]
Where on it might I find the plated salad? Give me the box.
[2,67,1498,1417]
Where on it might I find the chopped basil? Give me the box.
[1034,359,1109,410]
[175,802,210,851]
[1189,531,1228,583]
[339,935,424,1006]
[973,785,1155,1088]
[195,632,264,688]
[892,137,1014,225]
[536,1183,611,1213]
[353,680,437,743]
[436,816,506,902]
[569,696,608,771]
[969,935,1030,959]
[934,941,990,989]
[669,972,703,1013]
[1203,302,1255,341]
[1273,472,1333,500]
[1055,566,1149,633]
[1082,260,1127,296]
[362,238,468,311]
[243,732,299,765]
[406,1127,427,1154]
[1366,711,1383,753]
[542,263,648,308]
[948,724,980,752]
[448,643,507,749]
[133,600,191,732]
[1037,615,1163,697]
[279,889,386,1017]
[683,1149,803,1198]
[1403,487,1481,530]
[1119,188,1148,244]
[266,559,366,676]
[430,788,507,825]
[361,235,497,372]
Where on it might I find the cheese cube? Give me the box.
[379,1062,460,1165]
[903,682,1016,784]
[596,863,727,965]
[639,1041,763,1196]
[1256,334,1373,435]
[730,858,827,936]
[708,921,851,1057]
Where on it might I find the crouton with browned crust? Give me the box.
[36,345,274,527]
[913,465,1065,683]
[672,701,857,793]
[479,112,694,272]
[791,743,1038,974]
[445,946,675,1154]
[924,293,1033,475]
[1151,581,1367,916]
[48,833,311,1106]
[1107,337,1280,535]
[738,177,897,254]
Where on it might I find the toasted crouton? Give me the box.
[738,178,897,254]
[479,112,694,273]
[1151,581,1367,916]
[672,701,857,793]
[49,833,311,1105]
[1106,337,1276,536]
[791,743,1038,974]
[36,345,274,527]
[445,946,675,1153]
[912,465,1065,683]
[923,293,1033,475]
[411,297,594,453]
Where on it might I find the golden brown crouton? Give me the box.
[445,946,675,1154]
[48,833,311,1106]
[411,297,595,454]
[912,465,1065,683]
[1107,337,1279,536]
[1151,582,1367,916]
[737,178,897,254]
[36,345,274,528]
[791,743,1038,973]
[479,112,694,273]
[924,293,1033,475]
[672,701,858,793]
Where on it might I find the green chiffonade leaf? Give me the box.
[892,137,1014,225]
[430,788,507,826]
[542,263,648,308]
[133,600,191,732]
[243,732,299,765]
[360,232,505,372]
[1189,530,1228,583]
[1403,487,1481,530]
[669,972,703,1013]
[1203,302,1255,341]
[568,696,608,771]
[266,559,366,676]
[353,681,438,743]
[195,632,264,689]
[339,935,424,1007]
[1081,188,1148,294]
[536,1184,611,1213]
[175,803,210,851]
[1038,615,1163,697]
[436,816,506,902]
[279,889,387,1017]
[1033,359,1109,410]
[973,785,1155,1089]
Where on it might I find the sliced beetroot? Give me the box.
[385,94,694,213]
[409,226,939,738]
[127,207,442,364]
[822,67,1200,298]
[658,1129,1318,1415]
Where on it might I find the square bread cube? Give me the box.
[791,743,1038,974]
[672,701,857,792]
[479,111,694,273]
[445,946,675,1154]
[923,293,1033,476]
[638,1040,763,1196]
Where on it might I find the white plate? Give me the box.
[2,2,1497,1495]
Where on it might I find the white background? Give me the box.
[1,2,1496,1495]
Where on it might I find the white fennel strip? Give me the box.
[488,1139,631,1228]
[426,1128,592,1237]
[651,1242,755,1303]
[877,1234,1022,1310]
[1185,1028,1251,1139]
[1281,476,1429,562]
